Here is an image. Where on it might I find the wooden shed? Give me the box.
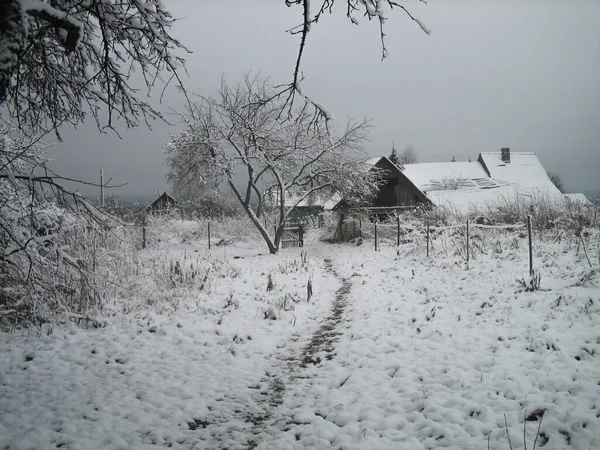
[144,192,178,214]
[363,156,430,212]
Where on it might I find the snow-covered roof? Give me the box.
[295,192,343,210]
[426,185,533,213]
[364,156,382,166]
[478,152,561,195]
[394,151,564,213]
[267,189,342,210]
[364,156,403,174]
[402,162,503,193]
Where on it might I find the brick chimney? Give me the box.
[501,147,510,163]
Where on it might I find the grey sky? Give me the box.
[49,0,600,199]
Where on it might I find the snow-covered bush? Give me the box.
[177,193,244,221]
[0,126,136,328]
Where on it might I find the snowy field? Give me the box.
[1,219,599,449]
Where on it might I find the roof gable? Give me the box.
[144,192,178,212]
[365,156,404,175]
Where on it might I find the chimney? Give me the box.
[501,147,510,163]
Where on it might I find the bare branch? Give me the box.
[166,74,378,253]
[282,0,429,123]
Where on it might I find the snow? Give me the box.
[1,219,599,449]
[564,193,594,206]
[396,153,566,213]
[478,152,561,196]
[403,161,496,192]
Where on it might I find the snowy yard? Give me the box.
[1,220,599,449]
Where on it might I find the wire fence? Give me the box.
[340,214,600,272]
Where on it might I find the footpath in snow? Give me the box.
[1,220,599,449]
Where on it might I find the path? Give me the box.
[243,258,354,449]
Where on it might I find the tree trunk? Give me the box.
[227,177,278,254]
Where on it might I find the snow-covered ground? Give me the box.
[1,219,599,449]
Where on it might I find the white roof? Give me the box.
[395,152,564,213]
[268,190,341,210]
[402,162,499,192]
[364,156,382,166]
[295,192,342,210]
[426,185,537,214]
[478,152,561,195]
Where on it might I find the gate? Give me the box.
[281,224,304,249]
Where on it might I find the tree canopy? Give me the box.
[165,74,379,253]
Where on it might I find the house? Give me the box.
[144,191,178,214]
[347,148,565,214]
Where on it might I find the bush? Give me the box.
[177,191,244,220]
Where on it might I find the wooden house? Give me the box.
[346,156,431,218]
[144,192,178,214]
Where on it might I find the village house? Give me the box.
[269,148,590,226]
[358,148,568,214]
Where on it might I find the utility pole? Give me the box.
[100,168,104,207]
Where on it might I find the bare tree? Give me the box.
[399,144,417,165]
[0,0,189,137]
[547,171,565,193]
[165,74,379,254]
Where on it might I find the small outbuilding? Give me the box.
[144,192,178,214]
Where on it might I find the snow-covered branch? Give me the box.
[0,0,190,137]
[166,74,378,254]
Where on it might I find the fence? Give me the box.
[133,217,305,251]
[348,215,581,274]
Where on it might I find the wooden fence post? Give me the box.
[142,227,146,249]
[299,225,304,247]
[426,223,430,258]
[397,216,400,247]
[375,222,378,252]
[528,215,533,275]
[359,218,362,238]
[466,219,470,264]
[208,222,211,250]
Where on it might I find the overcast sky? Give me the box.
[49,0,600,199]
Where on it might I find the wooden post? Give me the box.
[142,226,146,249]
[100,168,104,207]
[299,225,304,248]
[528,215,533,275]
[208,222,211,250]
[426,223,430,258]
[466,219,470,264]
[375,222,378,252]
[397,215,400,247]
[359,218,362,238]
